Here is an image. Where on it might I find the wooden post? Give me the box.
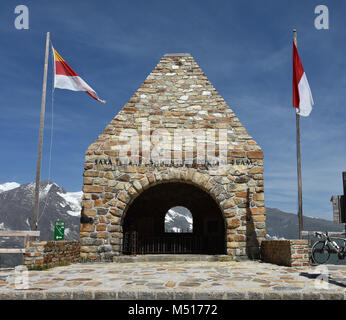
[23,234,29,265]
[23,234,29,248]
[33,32,50,231]
[293,29,303,239]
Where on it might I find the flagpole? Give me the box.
[293,29,303,239]
[33,31,50,231]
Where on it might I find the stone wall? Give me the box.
[261,240,309,267]
[81,53,266,261]
[24,241,80,269]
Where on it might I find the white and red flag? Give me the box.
[52,46,106,104]
[293,42,313,116]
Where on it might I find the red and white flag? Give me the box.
[52,46,106,104]
[293,42,313,116]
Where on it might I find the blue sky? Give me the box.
[0,0,345,220]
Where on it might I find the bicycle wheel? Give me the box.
[311,241,331,264]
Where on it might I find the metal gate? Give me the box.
[122,231,138,255]
[122,233,204,254]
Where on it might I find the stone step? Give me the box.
[113,254,234,263]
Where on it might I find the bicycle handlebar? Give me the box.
[315,232,323,238]
[314,231,336,242]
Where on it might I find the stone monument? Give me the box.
[80,53,266,262]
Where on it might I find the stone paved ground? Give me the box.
[0,259,346,300]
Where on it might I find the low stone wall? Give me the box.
[260,240,309,267]
[24,241,80,269]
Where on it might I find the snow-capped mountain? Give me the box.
[0,182,20,193]
[0,181,82,230]
[164,206,193,233]
[0,180,81,267]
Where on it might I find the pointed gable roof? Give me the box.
[87,53,262,159]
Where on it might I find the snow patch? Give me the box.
[167,209,193,224]
[265,234,286,240]
[40,183,53,198]
[165,213,173,223]
[57,191,82,217]
[165,207,193,232]
[0,182,20,193]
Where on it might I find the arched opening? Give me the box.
[122,182,226,255]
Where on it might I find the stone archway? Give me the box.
[121,181,226,255]
[80,164,265,261]
[80,53,266,262]
[108,167,232,257]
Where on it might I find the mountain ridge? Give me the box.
[0,181,80,267]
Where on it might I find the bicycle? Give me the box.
[311,231,346,264]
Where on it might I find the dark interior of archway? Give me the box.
[122,182,226,255]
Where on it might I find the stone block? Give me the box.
[133,180,143,191]
[247,291,264,300]
[247,151,263,159]
[194,292,225,300]
[248,167,263,174]
[117,191,129,203]
[83,209,97,216]
[96,224,107,231]
[253,193,265,201]
[250,207,266,215]
[118,291,137,300]
[226,217,240,229]
[109,207,122,217]
[83,177,93,185]
[223,198,235,209]
[80,224,94,232]
[111,217,120,225]
[83,185,103,193]
[97,208,108,215]
[97,232,109,239]
[226,291,246,300]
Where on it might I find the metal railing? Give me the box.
[139,236,202,254]
[123,232,206,254]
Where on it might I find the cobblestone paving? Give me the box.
[0,260,345,300]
